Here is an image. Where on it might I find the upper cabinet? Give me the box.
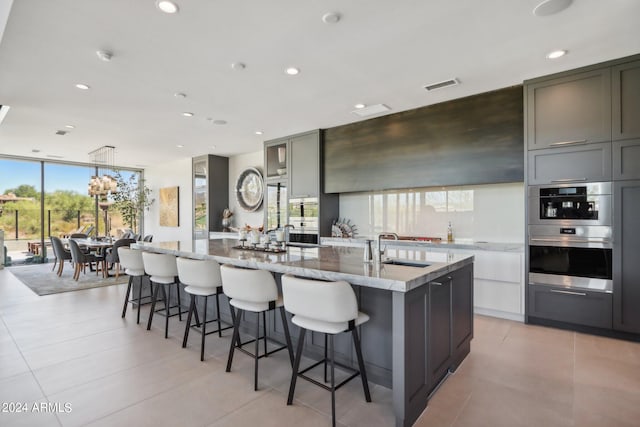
[265,141,288,180]
[612,60,640,141]
[289,131,320,198]
[265,130,320,198]
[526,68,612,150]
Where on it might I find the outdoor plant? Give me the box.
[111,171,154,233]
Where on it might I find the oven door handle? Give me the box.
[529,238,610,244]
[549,289,588,297]
[550,178,588,183]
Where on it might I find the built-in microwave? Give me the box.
[528,182,611,226]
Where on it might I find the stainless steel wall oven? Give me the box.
[528,224,612,293]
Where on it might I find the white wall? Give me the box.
[228,150,264,230]
[143,151,265,242]
[144,158,192,242]
[339,182,525,243]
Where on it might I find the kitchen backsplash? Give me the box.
[339,182,524,243]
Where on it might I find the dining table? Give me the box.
[64,238,115,278]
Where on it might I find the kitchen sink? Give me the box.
[382,259,430,268]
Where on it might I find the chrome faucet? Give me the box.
[282,224,295,243]
[377,232,399,263]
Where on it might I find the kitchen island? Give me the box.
[133,239,474,427]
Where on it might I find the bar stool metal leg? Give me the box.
[163,284,170,339]
[262,311,268,358]
[329,334,336,427]
[147,282,160,331]
[183,294,196,348]
[287,327,307,405]
[215,292,222,337]
[201,296,207,362]
[254,312,260,391]
[226,308,243,372]
[279,307,294,366]
[352,327,372,401]
[137,276,143,325]
[121,276,133,318]
[176,280,183,321]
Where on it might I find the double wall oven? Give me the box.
[528,182,612,293]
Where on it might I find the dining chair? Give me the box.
[68,239,105,281]
[50,236,72,277]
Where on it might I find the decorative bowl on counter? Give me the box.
[276,168,287,176]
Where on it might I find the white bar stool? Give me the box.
[220,264,294,391]
[118,247,148,324]
[176,257,233,361]
[142,252,183,338]
[281,274,371,427]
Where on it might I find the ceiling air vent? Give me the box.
[424,78,459,92]
[55,130,67,136]
[351,104,391,118]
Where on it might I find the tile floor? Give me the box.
[1,267,640,426]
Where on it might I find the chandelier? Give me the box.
[88,145,118,198]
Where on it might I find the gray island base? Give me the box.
[133,239,474,427]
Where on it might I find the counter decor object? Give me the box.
[222,208,233,229]
[447,222,454,243]
[331,218,357,237]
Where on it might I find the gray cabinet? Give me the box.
[613,180,640,333]
[528,284,612,329]
[426,263,474,389]
[289,131,320,198]
[427,276,452,388]
[451,264,473,368]
[612,60,640,141]
[526,68,612,150]
[527,142,612,185]
[613,139,640,180]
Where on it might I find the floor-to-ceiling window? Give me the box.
[0,156,142,265]
[0,158,43,263]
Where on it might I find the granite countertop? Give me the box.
[133,238,474,293]
[320,236,524,252]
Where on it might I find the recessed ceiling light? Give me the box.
[322,12,341,24]
[351,104,391,117]
[285,67,300,76]
[533,0,573,17]
[212,120,227,125]
[96,50,113,62]
[65,124,75,129]
[182,112,194,117]
[354,103,366,109]
[231,62,246,71]
[174,92,186,98]
[55,130,67,136]
[156,1,179,14]
[176,144,184,148]
[75,83,90,90]
[211,145,217,150]
[546,49,567,59]
[255,131,263,135]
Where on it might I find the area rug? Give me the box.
[8,262,128,296]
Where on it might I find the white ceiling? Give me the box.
[0,0,639,169]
